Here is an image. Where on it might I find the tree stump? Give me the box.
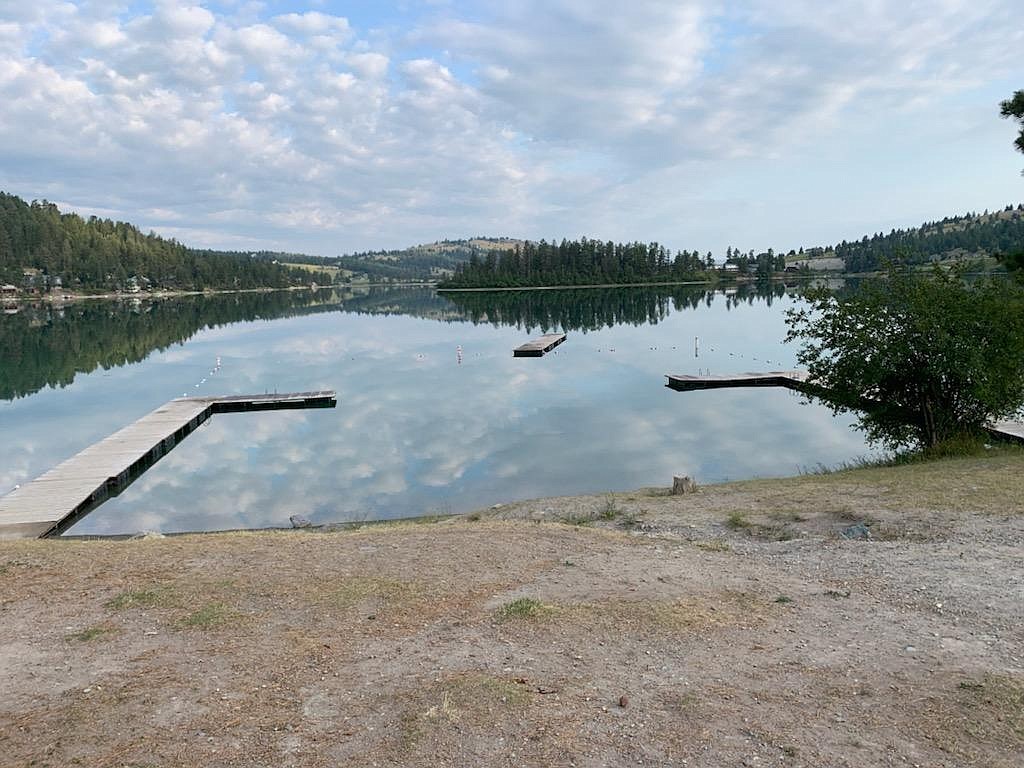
[672,476,697,495]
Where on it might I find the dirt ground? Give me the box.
[1,451,1022,767]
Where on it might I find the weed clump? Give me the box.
[106,587,174,610]
[725,511,751,530]
[180,602,232,629]
[598,496,619,520]
[496,597,548,621]
[66,624,117,642]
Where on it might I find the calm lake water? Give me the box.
[0,284,875,535]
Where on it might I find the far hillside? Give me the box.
[328,205,1024,285]
[333,238,522,282]
[0,193,331,293]
[794,204,1024,273]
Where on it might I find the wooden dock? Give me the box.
[666,371,811,392]
[987,420,1024,443]
[514,333,567,357]
[0,391,336,539]
[666,370,1024,444]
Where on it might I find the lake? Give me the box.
[0,283,875,535]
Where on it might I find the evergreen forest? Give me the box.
[437,238,719,288]
[0,193,331,292]
[830,205,1024,272]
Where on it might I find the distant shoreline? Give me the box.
[436,278,716,292]
[2,284,328,304]
[434,276,828,292]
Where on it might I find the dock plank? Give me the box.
[0,391,336,539]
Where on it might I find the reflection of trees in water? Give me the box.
[334,287,466,321]
[0,290,340,401]
[444,282,793,333]
[0,282,799,401]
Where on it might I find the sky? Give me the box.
[1,0,1022,257]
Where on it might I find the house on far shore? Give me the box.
[1,283,18,295]
[721,262,741,274]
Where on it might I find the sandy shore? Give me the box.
[1,450,1022,767]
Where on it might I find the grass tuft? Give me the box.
[106,587,174,610]
[496,597,548,621]
[180,602,232,629]
[66,624,117,642]
[725,511,751,530]
[598,496,619,520]
[619,510,642,529]
[561,512,593,527]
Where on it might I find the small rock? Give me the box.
[618,695,629,708]
[840,522,871,540]
[289,515,313,529]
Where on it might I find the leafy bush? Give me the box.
[786,265,1024,449]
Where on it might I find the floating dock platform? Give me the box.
[0,391,336,539]
[514,333,567,357]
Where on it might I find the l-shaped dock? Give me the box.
[666,371,1024,444]
[0,391,336,539]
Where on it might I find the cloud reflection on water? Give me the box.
[0,286,876,535]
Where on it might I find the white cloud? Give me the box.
[273,11,350,38]
[0,1,1020,255]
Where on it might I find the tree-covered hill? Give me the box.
[335,238,522,282]
[0,193,330,292]
[437,237,718,288]
[333,206,1024,287]
[813,205,1024,273]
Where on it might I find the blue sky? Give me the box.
[0,0,1021,256]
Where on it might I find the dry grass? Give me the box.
[557,591,762,635]
[916,674,1024,763]
[318,576,426,611]
[398,673,532,753]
